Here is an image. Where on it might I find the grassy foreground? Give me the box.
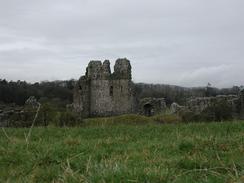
[0,121,244,183]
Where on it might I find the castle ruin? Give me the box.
[73,59,244,119]
[73,58,137,117]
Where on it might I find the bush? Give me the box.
[59,111,82,127]
[37,103,84,127]
[180,111,203,123]
[8,111,34,127]
[37,103,58,126]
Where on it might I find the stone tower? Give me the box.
[73,58,137,117]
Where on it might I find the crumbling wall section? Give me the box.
[139,98,166,116]
[73,76,90,117]
[89,79,113,116]
[186,95,238,114]
[112,79,137,115]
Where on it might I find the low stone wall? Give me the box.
[186,95,238,114]
[0,96,39,127]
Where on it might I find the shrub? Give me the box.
[59,111,82,127]
[180,111,202,123]
[37,103,57,126]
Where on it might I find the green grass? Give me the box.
[1,121,244,182]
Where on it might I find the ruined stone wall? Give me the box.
[73,58,137,117]
[186,95,238,114]
[89,79,113,116]
[113,59,132,79]
[0,97,39,127]
[139,98,166,116]
[73,76,90,117]
[111,79,137,115]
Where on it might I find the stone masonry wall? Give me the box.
[73,76,90,117]
[186,95,238,114]
[186,95,240,119]
[73,58,137,117]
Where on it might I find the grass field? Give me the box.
[0,120,244,183]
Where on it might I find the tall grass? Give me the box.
[0,121,244,182]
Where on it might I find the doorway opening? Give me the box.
[144,104,153,116]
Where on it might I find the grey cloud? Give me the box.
[0,0,243,87]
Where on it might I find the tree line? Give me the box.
[0,79,75,106]
[0,79,241,107]
[135,83,241,105]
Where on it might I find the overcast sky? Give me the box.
[0,0,243,87]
